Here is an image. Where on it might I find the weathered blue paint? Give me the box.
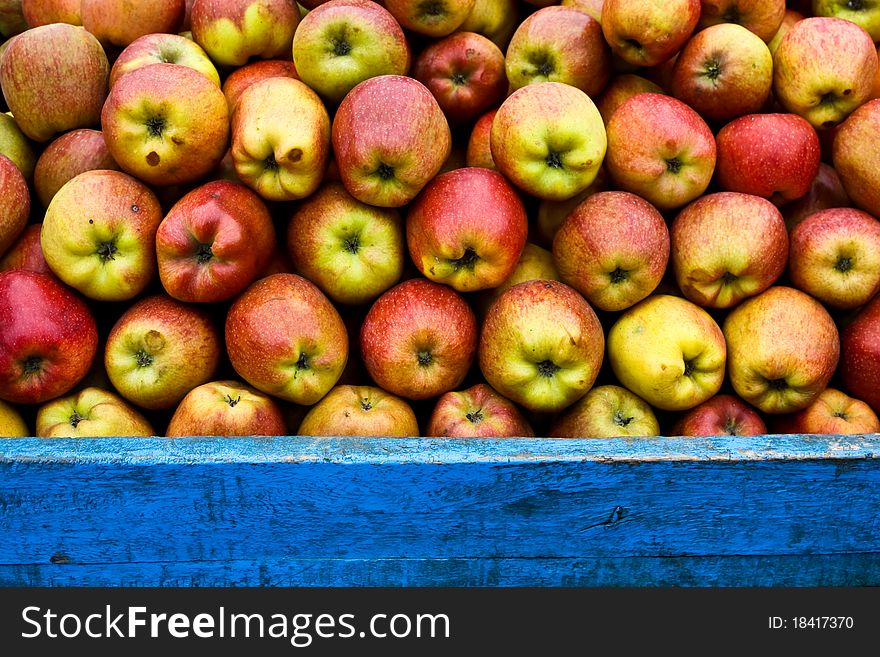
[1,435,878,587]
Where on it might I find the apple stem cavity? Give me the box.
[847,0,864,10]
[613,410,634,427]
[449,247,479,272]
[722,271,738,284]
[418,0,445,18]
[146,116,166,137]
[21,355,43,376]
[332,38,352,57]
[264,152,279,172]
[417,350,433,367]
[296,353,310,371]
[723,418,739,435]
[683,358,696,377]
[767,377,789,391]
[96,240,118,262]
[609,267,629,284]
[360,398,373,411]
[225,394,240,407]
[835,256,853,273]
[536,359,561,378]
[703,59,721,81]
[135,349,154,368]
[545,151,564,169]
[196,243,214,264]
[375,163,395,181]
[665,157,683,174]
[465,409,484,424]
[833,410,849,420]
[68,410,85,429]
[343,235,360,255]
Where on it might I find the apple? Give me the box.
[561,0,605,22]
[0,153,28,257]
[670,23,773,123]
[292,0,410,105]
[465,108,496,170]
[479,279,604,413]
[332,75,451,208]
[608,294,726,412]
[426,383,534,438]
[768,9,804,57]
[231,76,329,202]
[33,128,118,208]
[505,6,610,98]
[534,168,608,248]
[0,23,108,142]
[413,31,506,126]
[360,278,477,401]
[41,169,163,302]
[166,379,288,437]
[697,0,786,43]
[190,0,301,68]
[383,0,475,37]
[605,93,716,211]
[600,0,700,67]
[287,181,404,306]
[81,0,185,48]
[772,387,880,435]
[553,190,669,312]
[477,242,560,316]
[109,33,220,89]
[788,208,880,311]
[782,162,850,231]
[406,167,528,293]
[714,113,820,205]
[458,0,519,49]
[595,74,663,125]
[724,286,839,414]
[671,192,788,309]
[297,384,419,437]
[490,81,606,202]
[36,387,155,438]
[226,273,349,405]
[0,398,27,436]
[773,17,877,129]
[671,394,767,436]
[0,1,27,37]
[222,58,298,114]
[549,384,660,438]
[21,0,81,27]
[104,294,221,411]
[156,180,276,303]
[812,0,880,42]
[102,63,229,188]
[0,111,36,180]
[0,270,97,404]
[832,98,880,219]
[840,294,880,413]
[0,224,51,276]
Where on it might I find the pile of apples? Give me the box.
[1,0,880,440]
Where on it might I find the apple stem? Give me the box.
[96,240,118,262]
[343,235,360,255]
[68,410,85,429]
[466,409,484,424]
[225,395,240,407]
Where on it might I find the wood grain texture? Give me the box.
[1,436,878,587]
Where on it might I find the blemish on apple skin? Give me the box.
[146,151,160,167]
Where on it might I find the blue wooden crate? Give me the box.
[1,434,878,587]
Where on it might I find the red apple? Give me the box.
[479,280,604,413]
[21,0,81,27]
[413,31,506,126]
[332,75,451,208]
[465,108,497,170]
[297,384,419,437]
[772,388,880,435]
[724,286,840,414]
[671,394,767,436]
[81,0,185,48]
[505,6,610,98]
[0,152,28,257]
[788,208,880,311]
[33,128,118,208]
[226,273,349,405]
[101,63,229,187]
[595,74,664,125]
[383,0,474,37]
[605,93,716,210]
[0,224,51,276]
[549,384,660,438]
[782,162,850,231]
[715,113,820,205]
[832,98,880,219]
[221,58,298,114]
[477,242,560,317]
[601,0,700,67]
[360,278,477,401]
[671,192,789,308]
[286,181,404,306]
[41,169,163,302]
[191,0,301,68]
[156,180,275,303]
[109,33,221,89]
[0,23,108,142]
[670,22,773,123]
[166,379,288,437]
[426,383,534,438]
[406,167,528,293]
[841,293,880,413]
[0,269,98,404]
[292,0,410,105]
[535,168,608,248]
[553,190,669,312]
[697,0,786,43]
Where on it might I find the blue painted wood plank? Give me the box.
[3,554,878,588]
[1,436,877,587]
